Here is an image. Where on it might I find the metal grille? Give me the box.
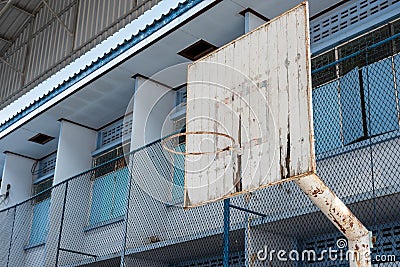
[310,0,400,44]
[100,118,133,147]
[34,153,57,179]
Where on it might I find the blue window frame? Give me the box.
[313,59,400,154]
[362,58,398,136]
[29,198,51,246]
[28,177,53,247]
[339,68,366,145]
[313,80,342,154]
[89,166,129,225]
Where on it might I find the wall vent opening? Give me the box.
[28,133,54,145]
[178,40,218,61]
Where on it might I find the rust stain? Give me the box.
[285,132,291,178]
[331,216,347,234]
[311,187,324,197]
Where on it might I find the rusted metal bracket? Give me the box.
[294,173,372,267]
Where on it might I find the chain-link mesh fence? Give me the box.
[1,28,400,267]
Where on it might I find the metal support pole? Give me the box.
[294,173,372,267]
[243,195,251,267]
[55,181,69,267]
[6,207,16,267]
[120,153,135,267]
[223,198,230,267]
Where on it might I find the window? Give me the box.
[339,68,366,145]
[93,143,128,178]
[362,58,398,136]
[89,167,129,225]
[313,61,399,154]
[337,25,391,76]
[28,177,52,247]
[312,80,342,154]
[393,19,400,54]
[311,20,400,154]
[176,86,187,108]
[89,144,130,226]
[311,49,336,87]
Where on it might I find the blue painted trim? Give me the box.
[84,216,125,232]
[24,241,46,251]
[0,0,203,134]
[312,32,400,74]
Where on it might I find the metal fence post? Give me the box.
[55,181,69,267]
[120,153,135,267]
[6,207,16,267]
[223,198,230,267]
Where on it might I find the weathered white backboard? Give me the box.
[184,2,316,208]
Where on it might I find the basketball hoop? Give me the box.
[161,131,236,156]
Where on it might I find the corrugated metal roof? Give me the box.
[0,0,42,55]
[0,0,203,133]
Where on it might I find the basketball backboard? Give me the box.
[184,2,315,208]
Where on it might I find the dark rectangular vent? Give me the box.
[178,40,217,61]
[28,133,54,145]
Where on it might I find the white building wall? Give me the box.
[130,76,176,151]
[0,153,36,208]
[44,120,97,266]
[53,120,97,184]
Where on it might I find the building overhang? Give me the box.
[0,0,341,171]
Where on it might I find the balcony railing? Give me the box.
[1,36,400,266]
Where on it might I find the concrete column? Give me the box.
[243,9,269,33]
[130,75,176,151]
[53,120,97,184]
[0,152,36,208]
[44,120,97,266]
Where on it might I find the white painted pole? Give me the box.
[294,173,372,267]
